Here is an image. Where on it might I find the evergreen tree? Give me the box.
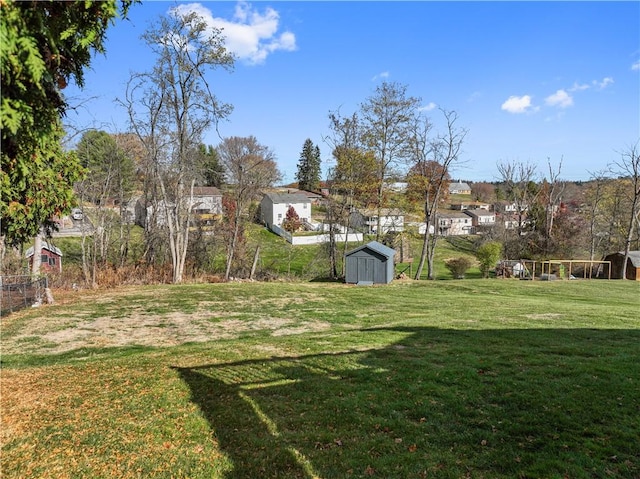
[295,139,321,191]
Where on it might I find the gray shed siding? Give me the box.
[345,241,395,284]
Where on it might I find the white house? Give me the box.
[260,192,312,229]
[438,211,473,236]
[135,187,222,228]
[464,209,496,232]
[349,208,404,235]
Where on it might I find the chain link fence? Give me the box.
[0,275,49,316]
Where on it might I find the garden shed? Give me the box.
[603,251,640,280]
[345,241,396,285]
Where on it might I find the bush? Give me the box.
[445,257,473,279]
[476,241,503,278]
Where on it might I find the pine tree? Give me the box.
[295,139,321,191]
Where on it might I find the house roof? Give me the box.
[346,241,396,260]
[263,192,311,204]
[464,210,495,218]
[449,181,471,191]
[438,211,471,219]
[25,241,63,258]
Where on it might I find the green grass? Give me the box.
[1,280,639,478]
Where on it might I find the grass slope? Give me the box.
[1,280,639,478]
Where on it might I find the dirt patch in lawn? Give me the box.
[0,288,332,356]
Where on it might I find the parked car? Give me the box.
[71,208,83,220]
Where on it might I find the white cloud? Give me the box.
[418,102,437,112]
[371,71,390,81]
[501,95,536,114]
[594,77,614,89]
[172,2,297,65]
[632,61,640,71]
[545,89,573,108]
[568,82,590,92]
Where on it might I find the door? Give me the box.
[358,257,375,283]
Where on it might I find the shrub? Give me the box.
[476,241,503,278]
[445,257,473,279]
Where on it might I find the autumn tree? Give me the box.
[1,0,134,248]
[122,8,233,283]
[282,206,301,233]
[360,81,420,240]
[217,136,281,280]
[406,109,466,280]
[295,139,321,192]
[323,110,379,277]
[471,182,495,202]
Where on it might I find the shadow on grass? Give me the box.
[174,327,640,478]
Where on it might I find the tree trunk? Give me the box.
[31,233,42,276]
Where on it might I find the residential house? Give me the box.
[349,208,404,235]
[449,181,471,195]
[437,211,473,236]
[135,187,222,228]
[25,242,63,273]
[260,192,312,229]
[450,201,491,211]
[464,209,496,233]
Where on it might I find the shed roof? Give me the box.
[25,241,63,258]
[263,192,311,204]
[606,251,640,267]
[346,241,396,260]
[192,186,221,196]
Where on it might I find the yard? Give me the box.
[1,280,639,478]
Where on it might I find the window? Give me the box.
[303,203,307,209]
[41,254,48,263]
[49,257,56,266]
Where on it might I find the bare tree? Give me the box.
[217,136,281,280]
[611,141,640,279]
[496,160,538,236]
[360,81,420,240]
[584,170,610,261]
[543,157,565,239]
[407,109,466,280]
[121,9,233,283]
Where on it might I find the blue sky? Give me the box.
[63,1,640,184]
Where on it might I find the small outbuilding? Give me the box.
[603,251,640,280]
[345,241,396,285]
[25,241,63,273]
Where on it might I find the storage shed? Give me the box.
[345,241,396,285]
[25,241,63,273]
[603,251,640,280]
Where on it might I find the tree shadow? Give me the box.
[174,327,640,478]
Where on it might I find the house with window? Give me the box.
[349,208,404,235]
[437,211,473,236]
[449,181,471,195]
[464,209,496,232]
[25,242,63,273]
[135,187,222,228]
[260,192,312,229]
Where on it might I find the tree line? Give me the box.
[2,2,638,284]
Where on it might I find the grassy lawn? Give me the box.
[1,280,639,478]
